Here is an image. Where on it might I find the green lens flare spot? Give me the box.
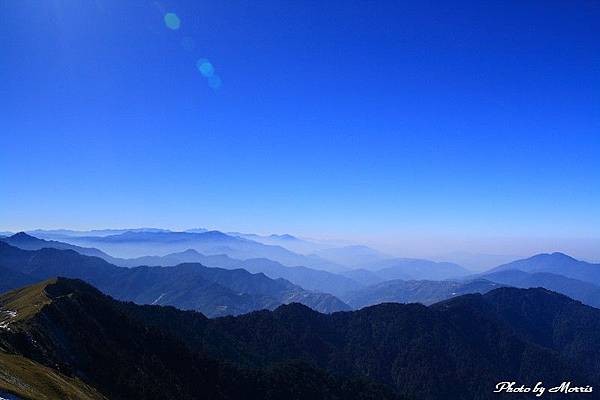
[196,59,215,77]
[164,13,181,30]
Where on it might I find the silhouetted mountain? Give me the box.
[1,232,118,262]
[366,258,471,280]
[115,250,362,297]
[0,279,392,400]
[1,235,363,299]
[124,285,599,400]
[4,278,600,399]
[58,230,344,271]
[488,252,600,285]
[482,269,600,308]
[115,248,240,268]
[343,278,504,308]
[449,287,600,384]
[343,258,470,284]
[0,243,349,316]
[236,258,363,297]
[29,228,172,238]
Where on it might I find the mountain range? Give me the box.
[227,232,334,255]
[343,278,505,309]
[1,233,362,297]
[2,233,472,298]
[489,252,600,285]
[22,229,470,277]
[0,241,349,317]
[344,253,600,310]
[0,279,392,400]
[359,258,471,280]
[2,278,600,399]
[5,232,600,313]
[40,230,347,272]
[2,232,117,261]
[480,269,600,308]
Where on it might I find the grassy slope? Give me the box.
[0,280,54,324]
[0,279,106,400]
[0,352,106,400]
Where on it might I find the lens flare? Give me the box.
[196,59,215,77]
[181,37,195,51]
[208,75,222,90]
[164,13,181,30]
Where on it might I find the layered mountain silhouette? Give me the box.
[108,250,363,297]
[343,278,505,309]
[339,259,471,287]
[1,233,363,297]
[481,269,600,308]
[27,228,172,238]
[488,252,600,285]
[2,278,600,399]
[342,252,600,310]
[7,233,600,311]
[0,242,349,316]
[1,232,118,262]
[53,230,344,271]
[356,258,471,281]
[227,232,333,255]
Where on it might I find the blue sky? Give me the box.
[1,1,599,258]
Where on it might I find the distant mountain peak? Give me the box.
[200,230,233,240]
[531,252,577,261]
[274,301,318,315]
[482,286,576,306]
[269,234,297,240]
[174,248,202,256]
[9,231,38,240]
[550,251,576,259]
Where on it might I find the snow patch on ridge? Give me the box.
[0,310,18,330]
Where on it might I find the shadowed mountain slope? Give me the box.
[3,278,600,400]
[482,269,600,308]
[0,279,398,400]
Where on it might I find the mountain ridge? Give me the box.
[0,242,349,317]
[487,252,600,286]
[0,278,398,400]
[1,233,364,297]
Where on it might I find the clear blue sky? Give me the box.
[2,1,599,257]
